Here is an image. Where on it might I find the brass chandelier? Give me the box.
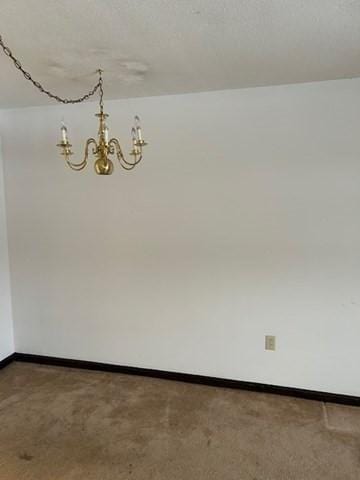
[57,69,147,175]
[0,35,147,175]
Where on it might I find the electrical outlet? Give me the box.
[265,335,276,351]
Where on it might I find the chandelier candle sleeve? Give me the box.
[61,122,68,143]
[131,128,141,156]
[104,126,109,145]
[135,115,142,141]
[132,127,137,147]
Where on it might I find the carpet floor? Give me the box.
[0,362,359,479]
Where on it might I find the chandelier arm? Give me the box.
[66,158,87,168]
[121,150,143,167]
[85,138,98,155]
[109,138,143,167]
[66,160,87,171]
[119,161,137,171]
[108,138,129,164]
[122,154,143,167]
[64,138,97,171]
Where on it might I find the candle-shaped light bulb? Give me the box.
[104,126,109,144]
[61,121,68,143]
[134,115,142,141]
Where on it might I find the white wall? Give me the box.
[1,78,360,395]
[0,137,14,360]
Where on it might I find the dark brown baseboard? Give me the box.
[0,353,17,369]
[1,352,357,407]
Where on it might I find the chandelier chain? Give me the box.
[0,34,101,104]
[98,69,104,113]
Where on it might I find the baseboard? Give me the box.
[4,352,357,407]
[0,353,17,370]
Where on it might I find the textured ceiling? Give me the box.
[1,0,360,108]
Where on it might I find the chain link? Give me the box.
[0,34,101,104]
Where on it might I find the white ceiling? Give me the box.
[1,0,360,108]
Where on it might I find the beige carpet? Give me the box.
[0,362,359,480]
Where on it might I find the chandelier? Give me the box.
[58,69,147,175]
[0,35,147,175]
